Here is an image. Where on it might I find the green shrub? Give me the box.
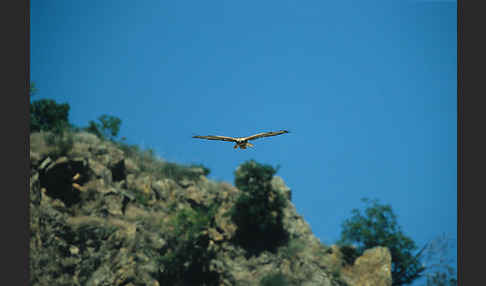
[234,160,276,193]
[30,99,70,133]
[338,198,425,285]
[260,272,291,286]
[230,160,288,255]
[85,120,104,139]
[98,114,121,139]
[84,114,122,141]
[158,203,220,285]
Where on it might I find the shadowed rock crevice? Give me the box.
[110,159,126,182]
[39,157,90,207]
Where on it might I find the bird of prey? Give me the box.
[193,130,289,149]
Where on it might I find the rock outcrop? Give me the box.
[340,247,392,286]
[29,131,392,286]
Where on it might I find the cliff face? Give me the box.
[30,131,392,286]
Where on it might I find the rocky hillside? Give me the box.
[30,131,392,286]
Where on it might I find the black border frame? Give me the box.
[16,0,478,285]
[457,0,462,284]
[3,0,29,285]
[458,0,484,284]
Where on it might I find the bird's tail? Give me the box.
[247,143,254,148]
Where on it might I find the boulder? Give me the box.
[341,247,392,286]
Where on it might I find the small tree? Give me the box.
[98,114,121,139]
[30,99,70,134]
[338,198,425,285]
[85,114,122,140]
[230,160,288,255]
[85,120,104,139]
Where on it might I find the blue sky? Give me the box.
[31,0,457,281]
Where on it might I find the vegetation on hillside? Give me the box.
[85,114,122,141]
[229,160,289,255]
[157,203,220,285]
[30,99,71,134]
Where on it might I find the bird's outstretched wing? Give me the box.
[244,130,289,141]
[193,135,237,142]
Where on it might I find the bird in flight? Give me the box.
[193,130,289,149]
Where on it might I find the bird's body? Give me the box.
[193,130,289,149]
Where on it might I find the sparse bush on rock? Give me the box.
[158,203,220,285]
[230,160,289,255]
